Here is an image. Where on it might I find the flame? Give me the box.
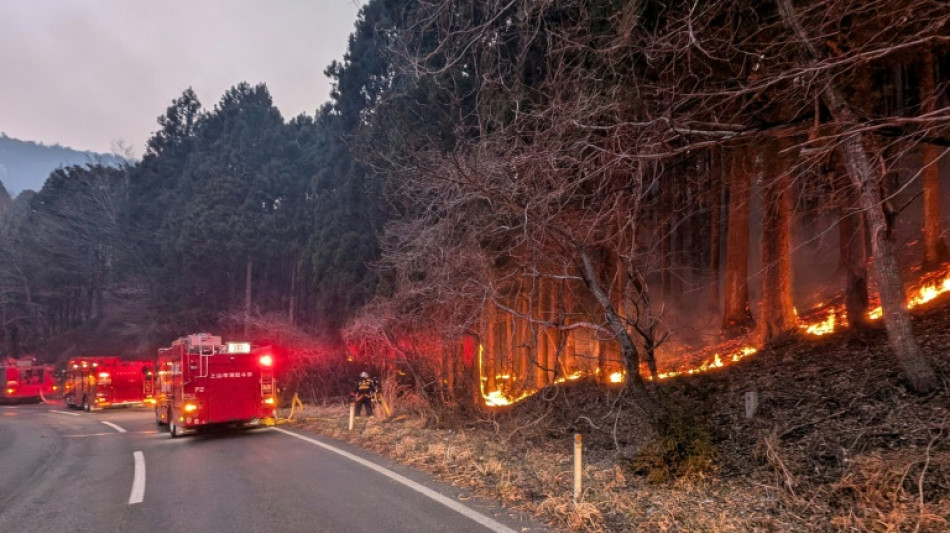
[477,264,950,406]
[653,345,757,380]
[800,309,837,336]
[907,277,950,308]
[553,371,584,384]
[483,389,532,406]
[798,265,950,336]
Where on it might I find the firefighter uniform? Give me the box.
[353,373,377,417]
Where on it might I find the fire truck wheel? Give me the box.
[155,409,167,426]
[169,420,181,438]
[82,396,90,411]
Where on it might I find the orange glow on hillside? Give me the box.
[798,263,950,336]
[478,263,950,406]
[653,345,757,380]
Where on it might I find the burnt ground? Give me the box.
[291,300,950,532]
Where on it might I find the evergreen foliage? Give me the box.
[0,0,946,403]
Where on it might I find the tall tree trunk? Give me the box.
[721,146,754,337]
[484,303,496,393]
[445,339,455,397]
[501,300,512,383]
[660,189,672,301]
[463,336,482,409]
[516,292,531,394]
[708,148,723,314]
[544,276,558,384]
[838,174,871,331]
[758,139,797,342]
[532,277,546,388]
[244,255,253,338]
[289,259,299,325]
[439,343,449,402]
[563,281,576,375]
[919,50,949,271]
[776,0,938,393]
[535,276,549,387]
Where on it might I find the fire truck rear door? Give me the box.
[206,356,257,423]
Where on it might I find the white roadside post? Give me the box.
[573,433,583,501]
[745,391,759,419]
[349,402,356,431]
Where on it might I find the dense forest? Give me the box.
[1,0,948,413]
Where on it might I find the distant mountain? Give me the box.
[0,133,129,197]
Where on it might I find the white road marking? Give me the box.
[272,427,518,533]
[101,421,128,433]
[48,409,81,417]
[129,451,145,505]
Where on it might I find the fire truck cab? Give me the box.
[1,358,57,404]
[154,333,277,438]
[64,357,155,411]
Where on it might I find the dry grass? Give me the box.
[284,303,950,532]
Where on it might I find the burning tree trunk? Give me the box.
[483,303,496,393]
[516,291,532,394]
[462,336,481,409]
[708,148,724,315]
[838,172,871,331]
[757,139,797,342]
[776,0,938,394]
[546,276,558,384]
[562,281,577,375]
[536,276,555,386]
[721,147,755,337]
[919,50,949,272]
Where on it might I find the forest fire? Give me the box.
[653,345,758,381]
[799,308,839,336]
[478,265,950,406]
[798,265,950,336]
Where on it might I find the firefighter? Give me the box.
[352,371,377,417]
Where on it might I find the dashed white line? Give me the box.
[129,451,145,505]
[48,409,81,417]
[101,421,128,433]
[272,427,518,533]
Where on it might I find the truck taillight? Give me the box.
[263,397,275,405]
[184,403,198,413]
[259,354,273,367]
[98,372,110,379]
[5,388,13,394]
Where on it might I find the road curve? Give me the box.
[0,403,548,532]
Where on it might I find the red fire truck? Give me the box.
[1,358,57,403]
[64,356,155,411]
[154,333,277,438]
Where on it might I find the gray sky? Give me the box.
[0,0,364,156]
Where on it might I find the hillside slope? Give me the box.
[292,299,950,532]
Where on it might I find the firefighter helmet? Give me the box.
[360,371,369,378]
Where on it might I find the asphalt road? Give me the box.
[0,403,548,533]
